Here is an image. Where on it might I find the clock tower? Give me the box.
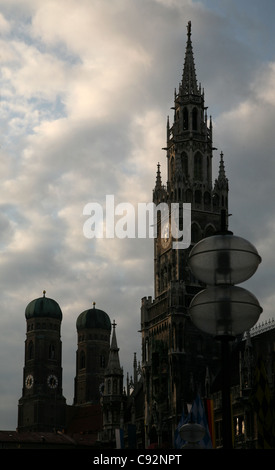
[18,291,66,432]
[141,22,229,447]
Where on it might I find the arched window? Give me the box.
[194,152,203,181]
[186,189,192,202]
[28,341,34,360]
[213,193,219,208]
[205,224,215,238]
[170,156,175,179]
[195,190,202,204]
[192,108,198,130]
[181,152,188,177]
[204,191,211,208]
[49,343,55,359]
[183,107,189,130]
[80,350,86,369]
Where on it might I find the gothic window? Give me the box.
[191,223,201,243]
[183,107,188,130]
[170,156,175,180]
[49,343,55,359]
[181,152,188,177]
[28,341,34,360]
[194,189,202,204]
[194,152,202,180]
[205,224,215,238]
[186,189,192,202]
[192,107,198,130]
[213,193,219,208]
[204,191,211,208]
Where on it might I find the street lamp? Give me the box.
[188,211,262,448]
[180,422,206,449]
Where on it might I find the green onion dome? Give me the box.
[76,302,111,331]
[25,291,62,321]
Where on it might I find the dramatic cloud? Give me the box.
[0,0,274,429]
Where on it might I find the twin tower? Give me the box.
[17,292,121,432]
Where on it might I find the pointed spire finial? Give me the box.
[43,290,46,297]
[187,20,191,41]
[218,151,227,181]
[155,162,162,189]
[181,21,198,95]
[93,301,96,309]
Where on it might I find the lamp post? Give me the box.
[188,211,262,449]
[180,422,206,449]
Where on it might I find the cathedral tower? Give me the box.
[141,22,229,447]
[18,291,66,432]
[74,302,111,405]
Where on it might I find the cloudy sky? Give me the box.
[0,0,274,430]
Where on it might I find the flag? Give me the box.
[174,409,188,448]
[190,394,213,448]
[174,395,214,448]
[253,356,275,449]
[205,398,216,448]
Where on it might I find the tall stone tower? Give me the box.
[140,22,229,447]
[18,291,66,432]
[74,302,111,405]
[101,320,124,445]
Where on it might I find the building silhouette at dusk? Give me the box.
[0,22,274,450]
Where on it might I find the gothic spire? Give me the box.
[106,320,122,375]
[181,21,199,95]
[155,162,162,189]
[216,151,228,189]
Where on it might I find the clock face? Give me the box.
[25,374,34,389]
[47,374,58,389]
[161,221,171,248]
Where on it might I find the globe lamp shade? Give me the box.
[189,285,262,338]
[188,234,261,285]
